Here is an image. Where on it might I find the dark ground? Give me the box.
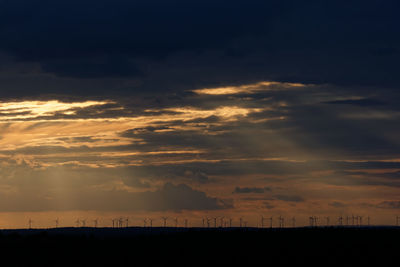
[0,227,398,266]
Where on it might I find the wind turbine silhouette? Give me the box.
[278,216,284,228]
[325,216,330,227]
[173,217,178,227]
[229,218,233,228]
[219,217,224,228]
[143,218,148,227]
[28,219,33,229]
[161,217,168,227]
[338,216,343,226]
[93,219,98,228]
[269,217,273,228]
[81,219,86,227]
[213,217,218,228]
[149,219,153,228]
[206,217,211,228]
[75,219,80,228]
[260,216,265,228]
[54,218,59,228]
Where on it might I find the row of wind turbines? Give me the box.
[25,215,400,229]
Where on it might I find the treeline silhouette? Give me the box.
[0,227,398,266]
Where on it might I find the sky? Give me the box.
[0,0,399,228]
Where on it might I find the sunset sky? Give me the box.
[0,0,399,228]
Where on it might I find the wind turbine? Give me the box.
[269,217,273,228]
[206,217,211,228]
[213,217,218,228]
[173,217,178,227]
[219,217,224,228]
[325,216,330,227]
[239,217,243,228]
[338,216,343,226]
[309,216,314,227]
[55,218,59,228]
[278,216,284,228]
[81,219,86,227]
[149,219,153,228]
[93,219,98,228]
[28,219,33,229]
[143,218,148,227]
[161,216,168,227]
[229,218,233,228]
[260,216,265,228]
[125,218,129,228]
[359,216,363,227]
[75,219,80,228]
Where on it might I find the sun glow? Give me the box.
[193,81,306,95]
[0,100,112,121]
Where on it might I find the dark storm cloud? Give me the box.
[273,195,305,202]
[0,0,399,98]
[323,98,385,107]
[233,187,271,194]
[329,201,347,208]
[376,201,400,210]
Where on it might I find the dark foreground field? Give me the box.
[0,227,398,266]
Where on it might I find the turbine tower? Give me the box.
[260,216,265,228]
[206,217,211,228]
[338,216,343,226]
[161,217,168,227]
[213,217,218,228]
